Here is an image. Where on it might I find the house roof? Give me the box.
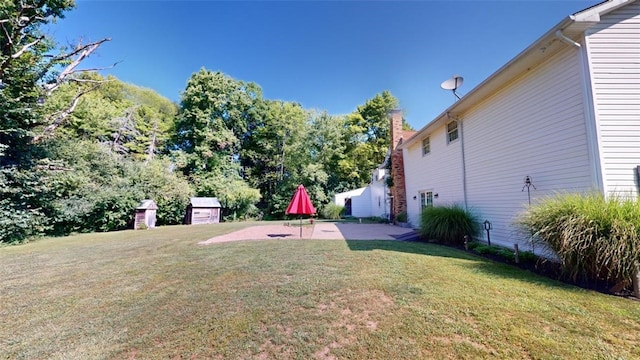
[190,197,221,208]
[402,130,417,141]
[136,199,158,210]
[399,0,635,150]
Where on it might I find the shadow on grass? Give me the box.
[346,240,580,292]
[346,240,476,260]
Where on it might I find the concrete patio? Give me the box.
[198,222,417,245]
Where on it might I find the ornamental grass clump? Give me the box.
[419,204,480,245]
[321,203,344,220]
[518,192,640,286]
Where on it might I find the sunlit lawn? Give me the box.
[1,222,639,359]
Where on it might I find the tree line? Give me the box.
[1,1,408,243]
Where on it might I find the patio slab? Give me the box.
[198,223,416,245]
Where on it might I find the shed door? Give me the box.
[344,198,352,216]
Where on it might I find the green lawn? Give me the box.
[1,222,638,359]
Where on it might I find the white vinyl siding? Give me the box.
[404,125,464,227]
[402,1,639,247]
[334,187,371,217]
[404,46,594,249]
[584,2,640,197]
[462,46,593,249]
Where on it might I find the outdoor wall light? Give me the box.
[434,193,439,198]
[413,195,417,200]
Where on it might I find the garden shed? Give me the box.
[134,199,157,230]
[185,197,221,225]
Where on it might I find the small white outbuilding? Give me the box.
[134,199,158,230]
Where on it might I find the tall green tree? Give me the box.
[336,91,399,190]
[305,111,348,200]
[172,69,263,219]
[172,69,261,175]
[46,73,177,161]
[1,0,110,243]
[1,0,72,164]
[241,100,309,211]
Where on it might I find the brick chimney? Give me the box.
[389,109,403,151]
[388,109,408,223]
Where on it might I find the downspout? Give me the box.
[574,32,606,196]
[449,111,468,210]
[460,118,468,210]
[555,30,581,48]
[557,28,605,195]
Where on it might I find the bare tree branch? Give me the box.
[68,78,114,84]
[10,35,44,59]
[65,60,121,76]
[44,38,112,95]
[50,38,111,62]
[145,124,158,164]
[33,84,101,143]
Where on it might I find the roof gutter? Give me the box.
[399,15,575,150]
[400,0,638,150]
[555,29,581,48]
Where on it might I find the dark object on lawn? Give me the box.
[185,197,221,225]
[285,185,317,238]
[135,199,157,230]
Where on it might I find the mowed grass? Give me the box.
[1,223,639,359]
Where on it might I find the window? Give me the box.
[420,191,433,210]
[447,121,459,143]
[422,137,430,156]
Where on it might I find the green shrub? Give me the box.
[518,250,537,263]
[496,248,516,262]
[470,242,537,264]
[321,203,344,220]
[467,240,481,250]
[368,216,390,224]
[419,205,480,245]
[518,192,640,284]
[396,211,408,223]
[473,244,498,255]
[0,203,48,244]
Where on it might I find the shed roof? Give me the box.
[136,199,158,210]
[190,197,221,208]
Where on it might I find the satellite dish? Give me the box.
[440,75,464,100]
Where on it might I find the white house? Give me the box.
[398,0,640,248]
[334,167,390,218]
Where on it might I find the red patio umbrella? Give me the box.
[285,184,316,237]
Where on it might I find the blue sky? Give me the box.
[50,0,596,129]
